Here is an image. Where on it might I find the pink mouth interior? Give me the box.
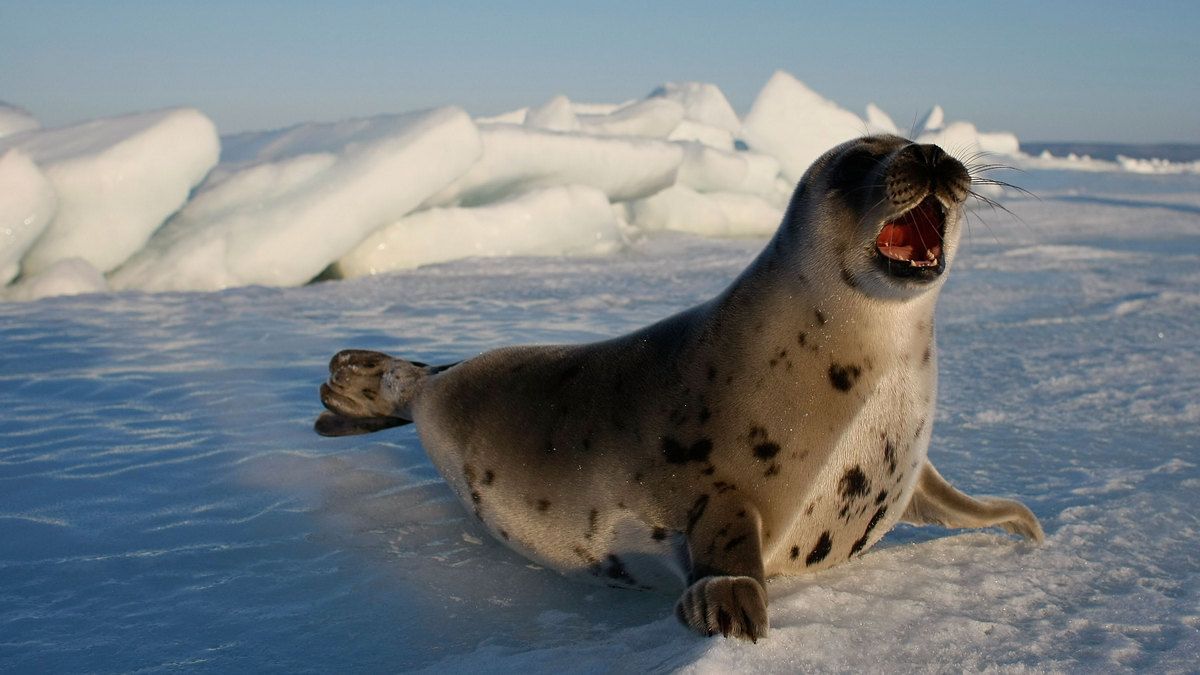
[876,197,944,267]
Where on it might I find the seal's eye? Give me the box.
[830,147,884,194]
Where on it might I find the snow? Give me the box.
[2,164,1198,672]
[335,185,623,277]
[740,70,867,182]
[0,108,219,276]
[110,108,483,292]
[0,150,57,284]
[576,97,685,138]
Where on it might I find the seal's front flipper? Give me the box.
[675,499,769,641]
[902,461,1044,543]
[314,349,434,435]
[314,411,410,437]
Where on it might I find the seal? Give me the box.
[314,135,1044,642]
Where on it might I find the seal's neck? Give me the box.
[715,235,941,360]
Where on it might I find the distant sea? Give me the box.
[1020,142,1200,163]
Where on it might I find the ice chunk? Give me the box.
[625,185,783,237]
[424,123,683,208]
[865,103,900,135]
[111,107,482,292]
[524,95,581,133]
[0,150,57,284]
[977,130,1020,156]
[741,71,865,181]
[0,102,40,138]
[667,120,735,150]
[475,107,528,125]
[916,105,945,134]
[577,98,685,138]
[918,120,984,163]
[648,82,740,132]
[336,185,622,277]
[675,142,782,198]
[3,257,107,302]
[0,108,219,275]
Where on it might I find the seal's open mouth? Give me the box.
[874,196,945,279]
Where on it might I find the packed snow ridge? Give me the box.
[0,72,1184,301]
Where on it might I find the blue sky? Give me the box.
[2,1,1197,142]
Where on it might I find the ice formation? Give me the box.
[6,70,1139,302]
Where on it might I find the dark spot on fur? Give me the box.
[806,532,833,566]
[754,442,781,460]
[839,466,870,500]
[851,506,889,555]
[544,441,556,454]
[651,527,668,541]
[537,498,551,512]
[725,374,734,385]
[482,469,495,486]
[814,309,827,326]
[361,388,377,401]
[791,545,800,560]
[699,406,711,424]
[736,510,746,518]
[662,436,713,464]
[805,503,815,516]
[500,529,509,540]
[713,481,737,494]
[724,534,748,552]
[573,545,597,564]
[585,508,598,539]
[884,439,897,474]
[840,265,859,289]
[922,346,932,364]
[603,554,637,585]
[829,363,862,392]
[764,463,780,477]
[633,472,644,483]
[701,465,715,475]
[875,489,889,505]
[470,491,481,504]
[707,363,717,381]
[686,494,709,535]
[797,331,808,347]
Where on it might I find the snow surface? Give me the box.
[1,167,1198,672]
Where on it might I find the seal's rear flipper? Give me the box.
[314,411,411,437]
[314,349,441,436]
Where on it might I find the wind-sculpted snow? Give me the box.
[1,171,1198,671]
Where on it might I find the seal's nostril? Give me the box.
[918,144,947,167]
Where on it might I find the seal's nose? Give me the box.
[893,143,970,204]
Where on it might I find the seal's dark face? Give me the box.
[812,135,971,300]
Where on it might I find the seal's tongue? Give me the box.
[876,197,944,267]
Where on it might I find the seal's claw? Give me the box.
[675,575,768,642]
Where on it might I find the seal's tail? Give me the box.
[314,349,450,437]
